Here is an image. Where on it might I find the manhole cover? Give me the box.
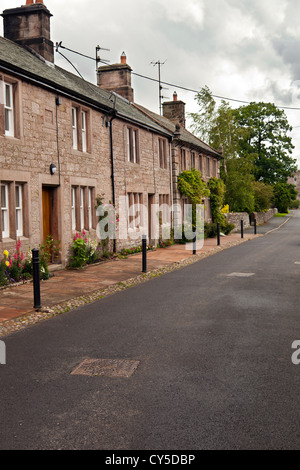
[70,358,140,377]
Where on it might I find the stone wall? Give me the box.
[225,212,250,232]
[225,208,278,232]
[250,208,278,225]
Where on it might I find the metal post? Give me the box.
[254,218,257,235]
[32,248,41,309]
[193,226,196,255]
[241,219,244,239]
[217,222,220,246]
[142,235,147,273]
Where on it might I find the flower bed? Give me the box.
[0,240,50,287]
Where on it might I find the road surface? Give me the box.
[1,212,300,450]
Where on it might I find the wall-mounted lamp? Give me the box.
[50,163,57,175]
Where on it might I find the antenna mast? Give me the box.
[151,60,168,115]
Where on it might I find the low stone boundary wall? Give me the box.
[225,212,250,232]
[225,208,278,232]
[250,208,278,225]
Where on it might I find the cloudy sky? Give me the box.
[1,0,300,168]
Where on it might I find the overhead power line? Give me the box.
[55,43,300,112]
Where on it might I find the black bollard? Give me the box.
[142,235,147,273]
[241,219,244,239]
[32,248,41,309]
[193,226,196,255]
[254,218,257,235]
[217,222,220,246]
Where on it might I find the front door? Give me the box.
[42,187,53,246]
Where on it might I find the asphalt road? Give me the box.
[1,212,300,450]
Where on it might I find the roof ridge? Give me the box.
[183,127,221,155]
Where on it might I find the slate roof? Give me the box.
[133,103,222,158]
[0,34,221,157]
[0,35,172,137]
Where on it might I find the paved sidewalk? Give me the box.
[0,213,292,335]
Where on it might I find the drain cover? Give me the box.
[70,358,140,377]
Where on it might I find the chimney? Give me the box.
[97,52,134,102]
[162,91,186,128]
[1,1,54,63]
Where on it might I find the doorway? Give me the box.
[42,186,59,263]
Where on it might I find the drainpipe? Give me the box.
[55,95,62,186]
[108,112,117,253]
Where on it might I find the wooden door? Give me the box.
[42,187,53,246]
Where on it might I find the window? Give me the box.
[71,185,95,231]
[159,138,168,169]
[15,185,23,237]
[199,155,203,174]
[4,83,14,137]
[206,157,210,177]
[127,127,139,163]
[71,187,76,230]
[72,107,77,150]
[1,184,9,238]
[180,149,186,171]
[159,194,170,225]
[191,152,195,169]
[127,192,142,229]
[72,106,89,152]
[88,188,92,230]
[80,188,84,230]
[82,111,87,153]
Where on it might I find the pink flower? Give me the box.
[19,263,21,268]
[82,230,86,235]
[14,253,18,260]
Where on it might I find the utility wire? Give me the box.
[56,42,300,112]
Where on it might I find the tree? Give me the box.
[253,181,274,212]
[224,157,255,214]
[177,168,210,226]
[273,183,297,213]
[189,87,242,176]
[233,102,297,184]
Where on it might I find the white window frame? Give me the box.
[80,188,84,230]
[4,83,14,137]
[132,130,137,163]
[72,107,78,150]
[88,188,92,229]
[1,183,10,239]
[71,187,76,230]
[127,128,131,162]
[15,184,23,237]
[82,111,87,153]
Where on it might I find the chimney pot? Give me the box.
[26,0,34,4]
[173,92,178,101]
[121,52,127,64]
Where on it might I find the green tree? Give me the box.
[233,102,297,184]
[224,157,255,214]
[207,177,226,223]
[189,87,242,176]
[273,182,297,213]
[253,181,274,212]
[177,168,210,226]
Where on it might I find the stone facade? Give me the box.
[0,1,222,267]
[288,171,300,200]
